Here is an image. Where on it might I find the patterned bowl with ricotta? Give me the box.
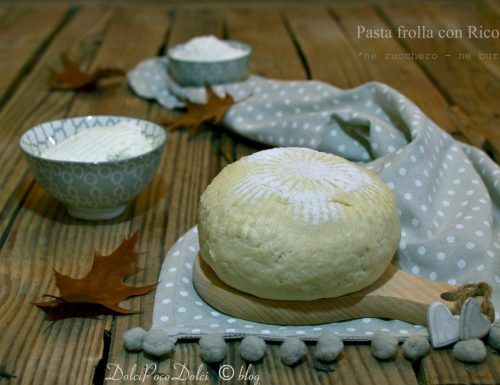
[20,115,166,220]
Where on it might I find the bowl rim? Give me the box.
[167,39,252,64]
[19,115,167,166]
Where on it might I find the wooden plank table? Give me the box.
[0,2,498,384]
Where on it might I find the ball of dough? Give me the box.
[198,147,400,300]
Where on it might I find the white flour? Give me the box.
[42,122,153,162]
[233,148,380,224]
[169,35,247,62]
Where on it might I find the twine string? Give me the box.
[441,281,495,322]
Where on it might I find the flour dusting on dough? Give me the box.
[233,147,377,224]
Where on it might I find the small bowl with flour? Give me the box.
[20,115,166,220]
[167,35,251,86]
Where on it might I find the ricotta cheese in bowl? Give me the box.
[20,116,166,220]
[167,35,251,86]
[169,35,248,62]
[41,122,154,162]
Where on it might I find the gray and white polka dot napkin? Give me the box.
[129,58,500,341]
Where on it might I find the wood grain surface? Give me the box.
[0,3,497,385]
[380,1,500,161]
[0,4,70,108]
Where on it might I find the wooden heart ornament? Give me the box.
[427,301,460,348]
[459,297,491,340]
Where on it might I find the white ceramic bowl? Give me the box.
[20,115,166,220]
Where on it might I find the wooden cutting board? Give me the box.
[193,255,456,325]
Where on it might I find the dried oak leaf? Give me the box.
[48,53,125,91]
[160,85,235,137]
[34,233,156,320]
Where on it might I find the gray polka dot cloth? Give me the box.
[129,58,500,341]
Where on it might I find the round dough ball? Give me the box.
[198,147,400,300]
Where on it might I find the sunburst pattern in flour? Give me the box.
[234,148,376,224]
